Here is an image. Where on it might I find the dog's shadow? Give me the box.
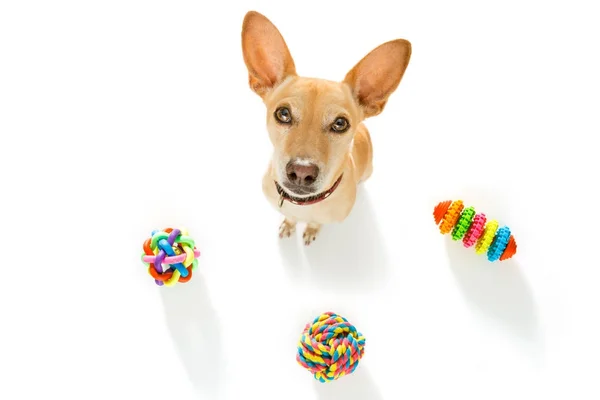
[313,367,383,400]
[445,238,541,347]
[160,277,223,398]
[279,188,390,293]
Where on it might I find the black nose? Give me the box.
[286,160,319,186]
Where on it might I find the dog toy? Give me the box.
[141,227,201,286]
[296,312,366,383]
[433,200,517,262]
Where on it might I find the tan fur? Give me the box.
[242,11,411,245]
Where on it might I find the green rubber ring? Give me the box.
[176,235,195,248]
[452,206,476,240]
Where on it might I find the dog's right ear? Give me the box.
[241,11,297,98]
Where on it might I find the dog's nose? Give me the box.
[286,160,319,186]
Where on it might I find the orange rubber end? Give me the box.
[500,235,517,261]
[439,200,464,235]
[433,200,452,225]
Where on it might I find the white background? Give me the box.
[1,0,599,399]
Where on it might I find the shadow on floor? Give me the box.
[314,367,383,400]
[445,237,541,346]
[279,188,391,294]
[160,276,223,398]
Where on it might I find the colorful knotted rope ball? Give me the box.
[296,312,366,382]
[141,227,201,286]
[433,200,517,262]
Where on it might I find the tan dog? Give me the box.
[241,11,411,245]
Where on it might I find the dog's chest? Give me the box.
[278,201,332,223]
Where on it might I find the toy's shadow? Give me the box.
[160,277,223,398]
[445,238,541,346]
[279,189,390,293]
[314,367,383,400]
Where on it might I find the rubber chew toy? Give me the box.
[141,227,201,286]
[433,200,517,262]
[296,312,366,382]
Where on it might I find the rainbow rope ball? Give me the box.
[433,199,518,262]
[296,312,366,382]
[141,227,200,286]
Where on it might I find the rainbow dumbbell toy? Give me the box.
[433,200,517,262]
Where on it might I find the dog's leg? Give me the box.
[303,223,321,246]
[279,218,297,239]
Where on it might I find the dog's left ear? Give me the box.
[343,39,411,118]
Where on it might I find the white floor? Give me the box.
[2,1,599,399]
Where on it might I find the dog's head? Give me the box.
[241,11,411,197]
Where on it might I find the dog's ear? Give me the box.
[343,39,411,118]
[241,11,297,98]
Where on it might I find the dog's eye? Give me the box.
[331,117,349,133]
[275,107,292,124]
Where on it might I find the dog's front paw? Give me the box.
[303,224,321,246]
[279,218,296,239]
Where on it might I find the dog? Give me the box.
[241,11,411,245]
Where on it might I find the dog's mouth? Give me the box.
[281,183,316,196]
[275,174,343,207]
